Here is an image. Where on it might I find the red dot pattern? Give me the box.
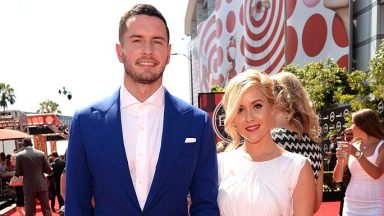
[286,26,298,64]
[216,0,222,11]
[337,54,348,69]
[244,0,285,73]
[286,0,297,19]
[302,14,327,57]
[332,14,348,47]
[303,0,320,8]
[286,1,349,67]
[215,47,224,72]
[226,10,236,33]
[216,18,223,38]
[239,4,244,26]
[240,36,245,57]
[195,0,349,92]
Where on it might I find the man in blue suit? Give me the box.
[65,4,219,215]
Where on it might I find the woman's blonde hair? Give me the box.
[222,69,275,149]
[272,71,321,143]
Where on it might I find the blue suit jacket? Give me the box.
[65,89,219,215]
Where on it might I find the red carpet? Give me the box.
[9,199,61,216]
[315,201,340,216]
[9,201,341,215]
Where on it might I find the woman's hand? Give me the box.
[335,141,350,166]
[333,141,350,182]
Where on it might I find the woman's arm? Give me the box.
[352,144,384,179]
[293,161,315,216]
[314,165,324,213]
[333,146,348,183]
[61,170,66,200]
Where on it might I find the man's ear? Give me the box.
[166,44,172,64]
[116,43,124,63]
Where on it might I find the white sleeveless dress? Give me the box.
[217,149,307,216]
[343,140,384,216]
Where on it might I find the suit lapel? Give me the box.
[94,89,141,211]
[144,91,193,211]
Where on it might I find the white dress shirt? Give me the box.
[120,85,164,209]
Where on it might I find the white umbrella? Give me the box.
[0,129,31,152]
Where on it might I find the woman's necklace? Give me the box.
[361,144,367,150]
[361,140,379,151]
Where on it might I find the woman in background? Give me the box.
[271,71,323,212]
[218,69,315,215]
[9,153,24,216]
[333,108,384,215]
[337,130,354,215]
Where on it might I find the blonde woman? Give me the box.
[218,69,315,215]
[271,71,323,212]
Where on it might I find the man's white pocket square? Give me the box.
[185,138,196,143]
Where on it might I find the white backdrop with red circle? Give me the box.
[193,0,349,93]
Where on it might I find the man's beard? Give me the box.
[124,65,165,84]
[121,51,166,84]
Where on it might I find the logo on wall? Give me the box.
[378,101,384,114]
[212,102,231,143]
[319,105,350,136]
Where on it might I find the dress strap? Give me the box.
[374,139,384,155]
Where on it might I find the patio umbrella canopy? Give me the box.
[0,129,31,141]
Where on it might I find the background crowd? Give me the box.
[1,140,66,216]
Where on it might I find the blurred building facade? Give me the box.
[0,110,72,155]
[184,0,384,106]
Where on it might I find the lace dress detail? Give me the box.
[271,128,322,179]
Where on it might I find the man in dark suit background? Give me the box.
[50,152,65,212]
[15,139,52,216]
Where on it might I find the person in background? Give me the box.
[65,4,218,215]
[8,153,24,216]
[333,108,384,215]
[15,139,52,216]
[343,130,354,143]
[0,152,6,174]
[47,155,55,212]
[58,167,66,216]
[327,134,338,171]
[4,154,12,171]
[49,152,65,212]
[60,153,66,201]
[218,69,315,215]
[337,129,354,216]
[271,71,323,212]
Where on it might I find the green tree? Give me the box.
[211,85,225,93]
[283,58,370,112]
[0,83,16,111]
[341,70,374,110]
[368,41,384,100]
[37,99,61,114]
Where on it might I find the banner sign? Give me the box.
[198,93,231,144]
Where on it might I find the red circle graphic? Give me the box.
[226,10,236,33]
[302,14,327,57]
[286,26,298,64]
